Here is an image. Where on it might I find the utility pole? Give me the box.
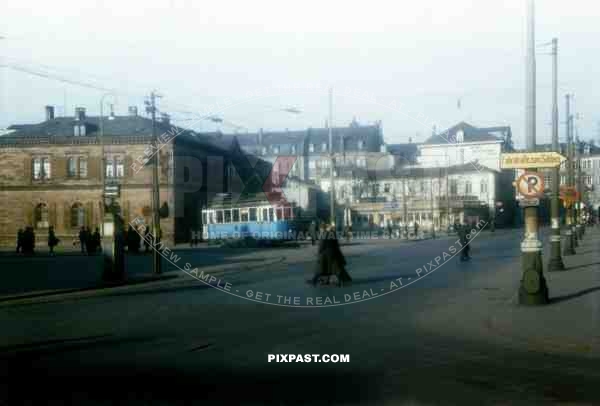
[548,38,566,270]
[563,95,576,255]
[576,132,584,239]
[402,176,408,239]
[430,176,436,239]
[569,105,579,248]
[328,88,335,229]
[519,0,548,305]
[148,91,162,275]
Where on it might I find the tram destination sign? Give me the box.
[500,152,566,169]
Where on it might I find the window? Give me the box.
[73,125,86,137]
[249,208,257,222]
[465,181,472,194]
[356,157,366,168]
[70,203,85,228]
[35,203,48,228]
[586,176,592,186]
[33,157,50,180]
[481,181,488,194]
[79,158,87,178]
[67,157,77,177]
[269,208,274,221]
[309,161,316,170]
[106,160,114,178]
[216,210,224,224]
[320,159,330,168]
[224,210,232,223]
[560,175,566,185]
[373,184,380,195]
[202,211,207,225]
[358,140,364,150]
[321,143,327,152]
[291,145,296,154]
[450,180,458,195]
[262,208,268,222]
[116,158,124,178]
[384,183,391,193]
[309,144,315,153]
[232,209,240,222]
[273,145,280,154]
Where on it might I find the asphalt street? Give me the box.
[1,228,599,405]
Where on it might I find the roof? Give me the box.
[423,122,503,145]
[6,115,189,138]
[387,143,419,163]
[227,124,383,153]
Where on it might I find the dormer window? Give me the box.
[456,130,464,143]
[321,143,327,152]
[358,140,364,150]
[74,124,86,137]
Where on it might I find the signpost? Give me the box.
[501,152,566,169]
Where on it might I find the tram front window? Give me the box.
[216,210,224,224]
[269,208,274,222]
[249,208,257,222]
[233,209,240,222]
[224,210,232,223]
[262,208,268,222]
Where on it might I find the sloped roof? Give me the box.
[424,122,502,145]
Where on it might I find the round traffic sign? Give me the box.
[516,172,545,198]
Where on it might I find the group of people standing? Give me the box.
[78,226,101,255]
[16,227,37,255]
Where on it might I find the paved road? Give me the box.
[2,228,600,405]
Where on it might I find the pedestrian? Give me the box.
[144,226,151,253]
[16,228,24,253]
[387,222,393,239]
[78,226,87,254]
[47,226,59,256]
[414,222,419,239]
[85,227,94,255]
[92,227,101,253]
[457,221,470,261]
[309,220,316,246]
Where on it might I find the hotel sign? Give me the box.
[500,152,566,169]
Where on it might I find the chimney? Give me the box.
[128,106,138,116]
[75,107,86,121]
[45,105,55,121]
[161,113,170,125]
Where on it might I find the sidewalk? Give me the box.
[414,226,600,358]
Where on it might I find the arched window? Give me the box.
[71,203,85,228]
[35,203,48,228]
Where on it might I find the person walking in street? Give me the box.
[47,226,59,257]
[457,221,471,261]
[414,222,419,240]
[309,220,317,246]
[16,228,24,254]
[85,227,94,255]
[78,226,87,254]
[92,227,101,253]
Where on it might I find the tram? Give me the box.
[201,194,306,240]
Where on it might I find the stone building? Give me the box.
[0,105,325,247]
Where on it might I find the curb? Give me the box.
[0,273,180,303]
[0,256,287,306]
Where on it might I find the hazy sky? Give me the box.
[1,0,599,147]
